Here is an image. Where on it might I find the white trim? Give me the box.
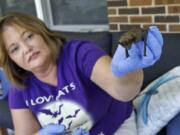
[34,0,44,21]
[50,25,109,32]
[42,0,53,27]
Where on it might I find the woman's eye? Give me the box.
[27,33,34,39]
[10,46,19,54]
[25,33,34,41]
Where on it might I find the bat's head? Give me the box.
[119,27,148,49]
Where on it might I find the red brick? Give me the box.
[119,24,141,31]
[129,0,152,6]
[155,0,180,5]
[169,24,180,31]
[109,24,118,31]
[155,15,179,23]
[108,16,128,23]
[168,6,180,13]
[107,1,127,7]
[118,8,139,15]
[130,16,152,23]
[108,9,117,15]
[142,7,165,14]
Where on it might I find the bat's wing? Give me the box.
[66,108,81,119]
[74,109,80,117]
[58,117,64,124]
[39,109,53,116]
[66,115,73,119]
[67,120,73,130]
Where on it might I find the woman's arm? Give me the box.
[11,109,41,135]
[91,55,143,101]
[11,109,68,135]
[90,26,163,102]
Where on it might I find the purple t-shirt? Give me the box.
[9,40,132,135]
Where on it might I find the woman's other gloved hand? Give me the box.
[38,124,65,135]
[72,128,89,135]
[38,124,89,135]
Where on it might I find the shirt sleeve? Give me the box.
[68,40,107,78]
[8,87,28,109]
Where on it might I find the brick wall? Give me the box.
[107,0,180,33]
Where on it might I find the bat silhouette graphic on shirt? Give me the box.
[66,120,73,130]
[58,117,64,124]
[65,109,81,119]
[39,104,63,118]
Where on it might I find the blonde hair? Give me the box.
[0,12,65,88]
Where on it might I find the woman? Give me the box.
[0,12,163,135]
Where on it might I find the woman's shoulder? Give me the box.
[62,39,101,57]
[10,74,34,93]
[64,39,96,49]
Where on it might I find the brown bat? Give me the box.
[119,27,149,58]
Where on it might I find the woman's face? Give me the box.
[2,24,51,73]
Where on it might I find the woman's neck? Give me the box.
[33,62,58,86]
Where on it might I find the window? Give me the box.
[0,0,36,16]
[0,0,109,32]
[40,0,109,32]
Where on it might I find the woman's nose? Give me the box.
[22,44,33,54]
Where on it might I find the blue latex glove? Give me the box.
[0,69,11,100]
[111,26,163,76]
[38,124,65,135]
[72,128,89,135]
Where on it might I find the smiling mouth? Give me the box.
[28,52,40,62]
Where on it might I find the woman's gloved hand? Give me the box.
[111,26,163,77]
[0,68,11,100]
[72,128,89,135]
[38,124,89,135]
[38,124,65,135]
